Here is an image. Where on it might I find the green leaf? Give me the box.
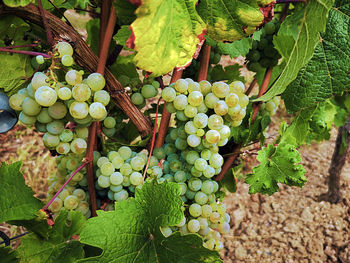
[78,181,221,263]
[0,162,43,223]
[221,169,237,193]
[114,0,137,25]
[245,143,307,195]
[0,246,19,263]
[86,19,99,55]
[3,0,33,7]
[258,0,334,102]
[283,0,350,112]
[197,0,272,42]
[0,16,34,95]
[109,56,139,80]
[210,64,243,83]
[130,0,205,76]
[113,25,132,50]
[16,210,86,263]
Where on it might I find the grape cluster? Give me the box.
[93,146,161,202]
[246,20,282,72]
[261,96,281,116]
[130,81,160,108]
[47,154,91,218]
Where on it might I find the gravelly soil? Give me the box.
[222,129,350,263]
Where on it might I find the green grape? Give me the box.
[188,178,202,191]
[110,184,123,193]
[65,70,82,86]
[173,94,188,110]
[189,203,202,217]
[55,141,70,154]
[49,198,63,213]
[46,120,64,135]
[214,100,228,116]
[63,195,79,210]
[184,121,197,135]
[100,162,115,176]
[208,114,223,130]
[188,80,201,93]
[87,73,105,91]
[174,79,188,93]
[209,153,223,169]
[141,84,157,98]
[48,102,67,120]
[36,108,53,124]
[153,147,166,160]
[60,129,73,142]
[225,93,239,107]
[209,212,221,224]
[205,93,219,109]
[201,149,211,160]
[152,80,160,89]
[76,201,90,215]
[103,117,116,129]
[107,151,119,161]
[259,58,271,68]
[21,97,41,116]
[9,93,27,111]
[264,46,279,58]
[194,158,208,172]
[201,180,214,195]
[257,38,268,50]
[229,81,245,94]
[246,50,261,62]
[110,172,123,185]
[43,132,60,148]
[265,100,276,112]
[36,55,45,64]
[193,113,208,128]
[35,122,47,132]
[165,102,177,113]
[184,105,198,118]
[61,55,74,66]
[185,151,199,164]
[35,86,57,107]
[176,111,188,121]
[199,80,212,96]
[97,156,109,168]
[188,219,200,233]
[173,170,186,183]
[130,156,146,171]
[55,41,73,57]
[160,227,172,238]
[212,82,229,98]
[131,92,144,106]
[102,127,116,137]
[70,138,87,154]
[187,134,201,147]
[198,217,209,229]
[130,172,143,185]
[247,61,263,72]
[264,22,275,35]
[98,175,111,188]
[75,127,89,139]
[57,87,72,100]
[219,125,231,139]
[228,104,241,116]
[26,83,35,98]
[197,101,208,113]
[202,204,213,217]
[31,72,48,90]
[114,189,129,201]
[72,84,91,102]
[89,102,107,120]
[94,90,110,106]
[118,146,132,160]
[188,91,203,107]
[161,87,176,102]
[205,130,220,144]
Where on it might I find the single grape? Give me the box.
[47,120,65,135]
[199,80,212,96]
[31,72,48,90]
[160,227,173,238]
[174,79,188,93]
[173,94,188,110]
[87,73,105,91]
[141,84,157,98]
[209,153,224,168]
[98,175,111,188]
[89,102,107,120]
[103,116,116,129]
[118,146,132,160]
[60,129,73,142]
[225,93,239,107]
[61,55,74,66]
[188,91,203,107]
[94,90,110,106]
[130,171,143,185]
[214,100,228,116]
[65,70,82,86]
[35,86,57,107]
[205,93,219,109]
[9,93,27,111]
[21,97,41,116]
[48,102,67,120]
[212,82,229,98]
[114,189,129,201]
[187,134,201,147]
[188,178,202,191]
[131,93,145,106]
[194,158,208,172]
[63,195,79,210]
[57,87,72,100]
[70,138,87,154]
[229,81,245,94]
[188,219,200,233]
[72,84,91,102]
[49,198,63,213]
[189,203,202,217]
[208,114,224,130]
[69,101,89,119]
[36,55,45,64]
[55,41,73,57]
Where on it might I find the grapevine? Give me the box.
[0,0,349,262]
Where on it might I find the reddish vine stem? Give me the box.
[251,67,273,122]
[280,3,290,22]
[154,69,183,148]
[0,47,51,58]
[99,0,111,55]
[215,144,241,181]
[245,78,257,96]
[143,98,162,181]
[86,122,98,217]
[3,43,39,49]
[197,43,211,82]
[37,0,53,45]
[43,162,87,211]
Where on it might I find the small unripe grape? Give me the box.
[61,55,74,66]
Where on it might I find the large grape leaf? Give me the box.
[78,181,222,263]
[257,0,334,102]
[283,0,350,112]
[0,16,34,95]
[129,0,205,76]
[3,0,33,7]
[0,162,43,223]
[16,210,86,263]
[245,143,307,195]
[0,247,19,263]
[197,0,272,42]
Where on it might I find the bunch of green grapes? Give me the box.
[130,81,160,108]
[246,20,282,72]
[182,47,221,81]
[47,154,91,218]
[93,146,161,202]
[9,41,110,155]
[261,96,281,116]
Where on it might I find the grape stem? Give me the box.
[0,47,51,58]
[37,0,54,46]
[154,69,183,149]
[0,231,29,246]
[245,78,257,96]
[3,43,39,49]
[143,98,162,182]
[43,162,87,211]
[197,43,211,82]
[99,0,111,55]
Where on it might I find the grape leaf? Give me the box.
[113,25,132,50]
[245,143,307,195]
[257,0,334,102]
[197,0,272,42]
[0,247,19,263]
[16,210,86,263]
[3,0,33,7]
[78,181,222,263]
[86,19,99,55]
[129,0,205,76]
[0,162,43,223]
[283,0,350,112]
[0,16,34,95]
[210,64,244,83]
[114,0,137,25]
